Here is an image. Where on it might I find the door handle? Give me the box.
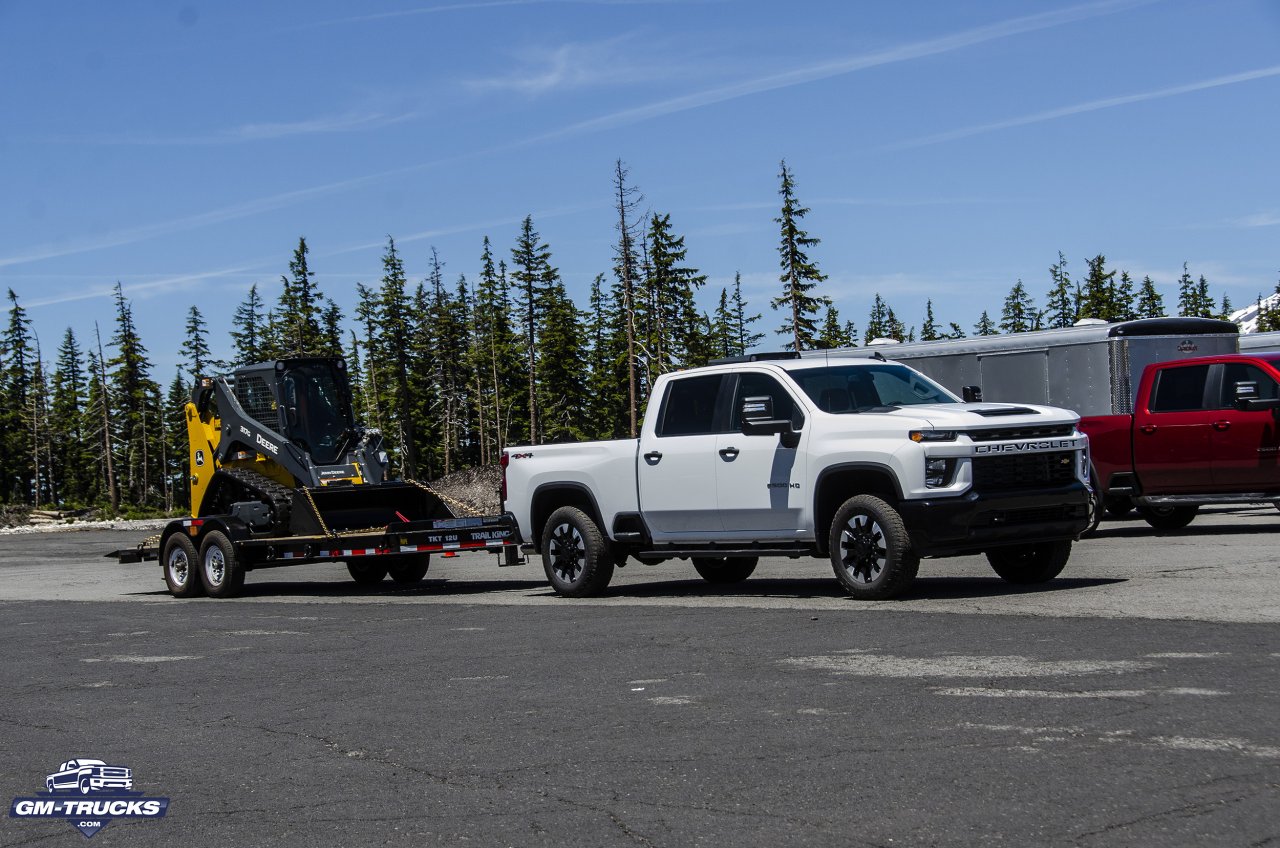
[643,451,663,464]
[1139,424,1157,434]
[1212,420,1231,431]
[718,447,739,460]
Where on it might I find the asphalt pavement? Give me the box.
[1,507,1278,846]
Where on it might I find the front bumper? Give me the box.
[897,482,1090,557]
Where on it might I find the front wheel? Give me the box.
[1137,504,1199,530]
[542,506,613,597]
[986,540,1071,583]
[388,555,430,585]
[163,533,203,598]
[347,562,388,586]
[829,495,919,600]
[198,531,245,598]
[691,556,758,584]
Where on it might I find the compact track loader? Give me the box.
[113,356,518,598]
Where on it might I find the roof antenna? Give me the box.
[871,350,887,362]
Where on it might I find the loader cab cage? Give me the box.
[278,361,355,466]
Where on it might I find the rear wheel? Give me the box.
[162,534,203,598]
[987,540,1071,583]
[1105,496,1135,517]
[691,556,758,584]
[199,531,245,598]
[347,561,387,586]
[388,555,430,585]
[542,506,613,597]
[829,495,919,600]
[1137,504,1199,530]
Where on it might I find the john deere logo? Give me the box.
[8,759,169,838]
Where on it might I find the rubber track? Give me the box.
[207,467,295,535]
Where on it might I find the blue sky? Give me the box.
[2,0,1278,375]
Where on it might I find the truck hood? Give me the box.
[853,402,1079,430]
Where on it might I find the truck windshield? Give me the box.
[788,364,958,412]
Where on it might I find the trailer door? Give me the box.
[977,350,1049,404]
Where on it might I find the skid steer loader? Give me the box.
[112,356,519,598]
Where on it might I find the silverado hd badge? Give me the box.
[8,759,169,838]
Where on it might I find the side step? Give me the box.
[1136,494,1280,506]
[636,545,814,559]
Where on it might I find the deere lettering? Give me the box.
[974,439,1077,454]
[255,433,279,455]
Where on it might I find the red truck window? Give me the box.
[1217,363,1280,408]
[1149,364,1211,412]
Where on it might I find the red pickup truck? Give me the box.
[1081,353,1280,528]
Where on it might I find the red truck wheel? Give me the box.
[987,540,1071,583]
[1137,505,1198,530]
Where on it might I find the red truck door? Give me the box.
[1210,360,1280,491]
[1132,362,1215,493]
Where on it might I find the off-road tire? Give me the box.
[347,562,388,586]
[1137,504,1199,530]
[1105,496,1135,518]
[542,506,614,597]
[198,530,245,598]
[986,540,1072,583]
[388,554,430,585]
[162,533,203,598]
[691,556,758,584]
[829,495,919,600]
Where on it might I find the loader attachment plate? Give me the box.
[290,482,456,536]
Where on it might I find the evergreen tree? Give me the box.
[974,310,997,336]
[645,211,706,372]
[946,322,967,339]
[1219,292,1234,321]
[771,160,827,351]
[1112,271,1138,322]
[179,305,216,384]
[817,303,849,348]
[1077,254,1117,321]
[711,288,734,359]
[107,283,160,507]
[471,238,526,457]
[584,274,629,440]
[22,345,54,506]
[371,237,418,478]
[536,281,588,443]
[164,371,189,513]
[1136,275,1165,318]
[510,216,557,444]
[50,328,91,505]
[921,300,941,341]
[864,293,890,344]
[1,289,34,502]
[1176,263,1202,317]
[230,284,266,365]
[611,160,644,437]
[269,237,327,356]
[1000,281,1038,333]
[729,272,764,354]
[1044,252,1076,328]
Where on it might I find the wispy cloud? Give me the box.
[306,0,715,29]
[1229,210,1280,229]
[467,35,701,95]
[894,65,1280,149]
[23,263,270,308]
[524,0,1155,143]
[41,110,417,146]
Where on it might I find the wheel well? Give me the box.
[814,467,901,555]
[530,486,604,553]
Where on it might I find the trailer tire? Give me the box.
[347,562,388,586]
[1138,504,1198,530]
[388,555,430,585]
[198,531,245,598]
[987,540,1071,584]
[542,506,613,597]
[691,556,758,584]
[829,495,919,600]
[162,534,203,598]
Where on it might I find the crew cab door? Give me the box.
[1133,362,1215,493]
[716,371,809,536]
[1210,361,1280,491]
[636,374,728,539]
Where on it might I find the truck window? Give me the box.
[731,373,804,429]
[790,364,956,412]
[1149,364,1211,412]
[657,374,724,437]
[1218,363,1280,408]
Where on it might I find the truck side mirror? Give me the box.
[962,385,983,403]
[741,395,799,444]
[741,395,773,422]
[1234,381,1258,401]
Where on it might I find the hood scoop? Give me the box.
[969,406,1038,417]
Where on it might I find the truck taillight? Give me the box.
[499,452,509,504]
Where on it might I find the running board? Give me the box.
[1136,494,1280,506]
[636,546,814,559]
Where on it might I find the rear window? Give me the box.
[657,375,723,436]
[1149,364,1210,412]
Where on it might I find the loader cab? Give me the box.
[276,359,356,466]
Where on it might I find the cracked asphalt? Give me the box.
[1,507,1278,846]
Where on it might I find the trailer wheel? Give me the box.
[198,531,245,598]
[388,555,430,585]
[1137,504,1198,530]
[691,556,758,584]
[987,540,1071,583]
[162,534,203,598]
[346,562,388,586]
[829,495,919,600]
[542,506,614,597]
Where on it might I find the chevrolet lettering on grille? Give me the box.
[973,438,1078,454]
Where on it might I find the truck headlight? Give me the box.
[925,458,954,488]
[910,430,957,442]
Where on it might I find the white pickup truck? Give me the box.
[502,352,1092,599]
